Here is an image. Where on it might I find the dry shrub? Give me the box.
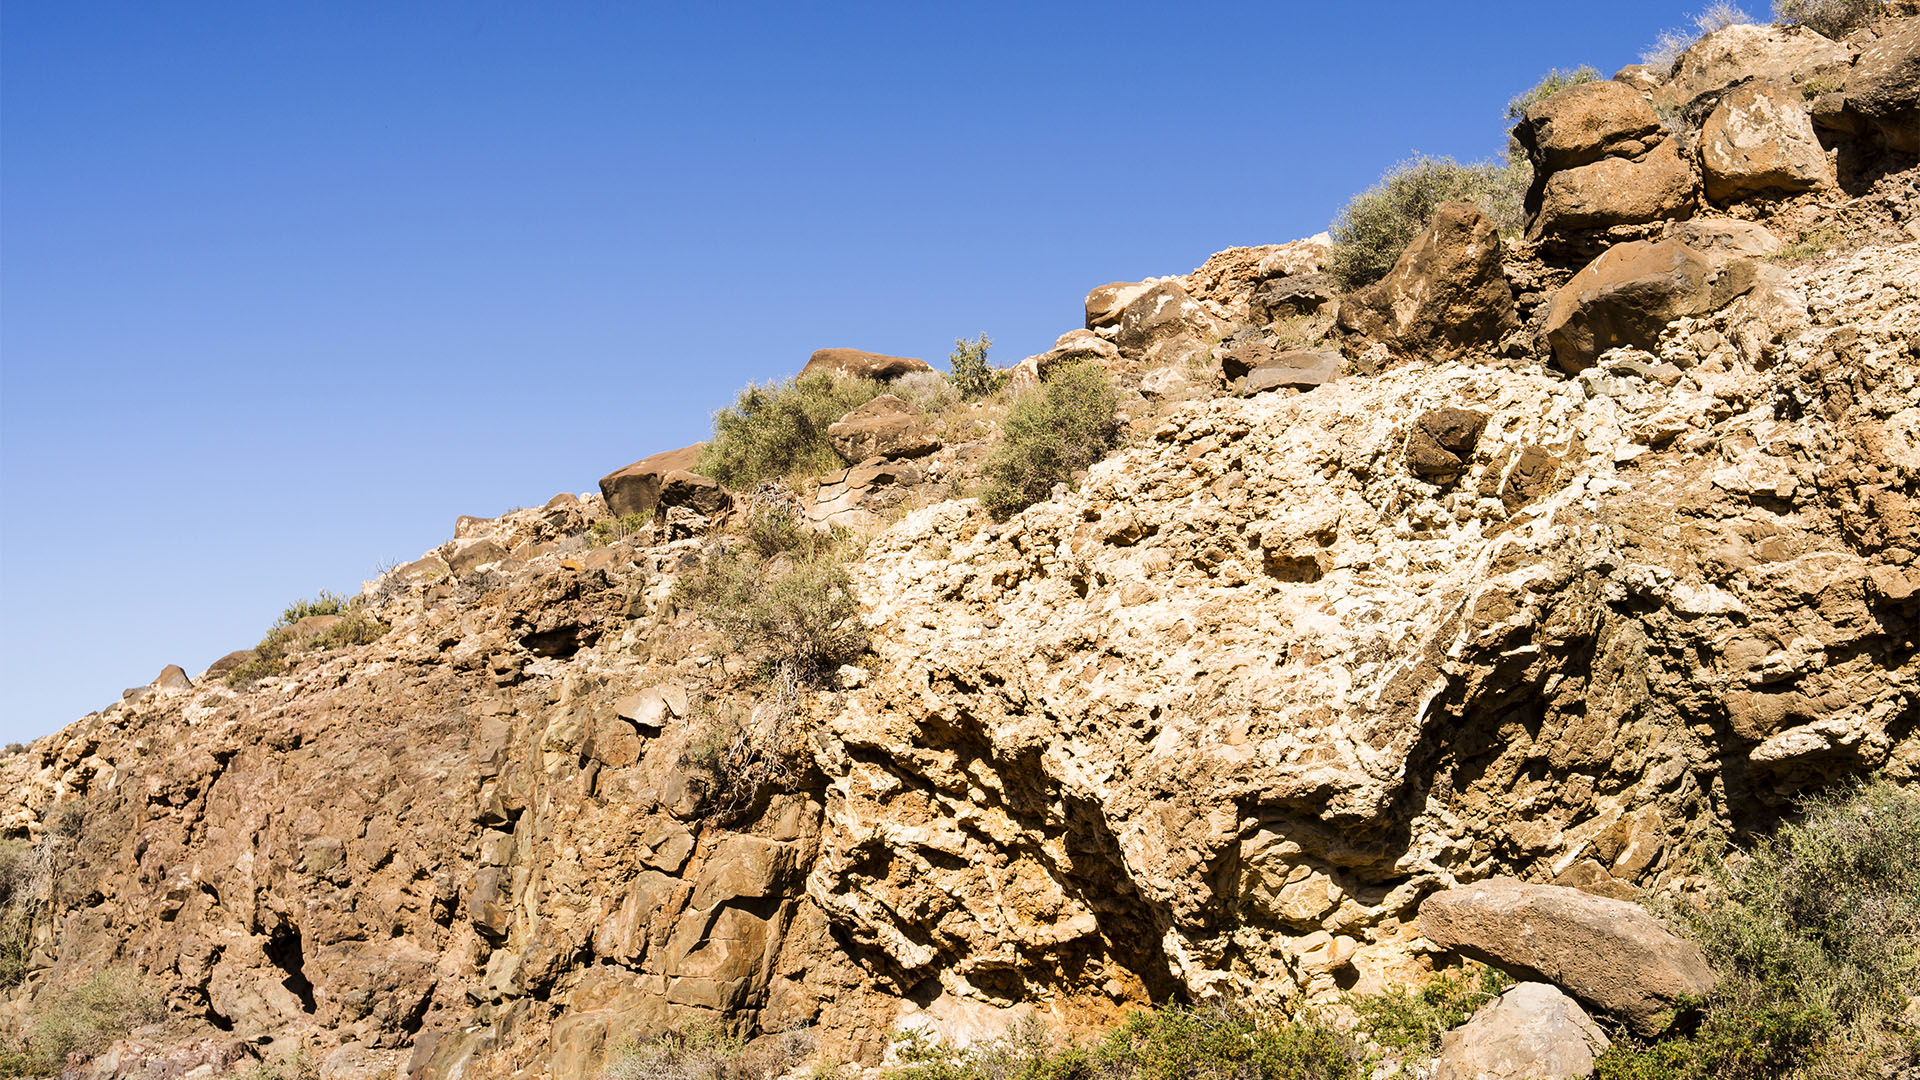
[979,361,1121,520]
[1773,0,1884,35]
[699,373,886,488]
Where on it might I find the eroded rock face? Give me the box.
[828,395,940,463]
[1419,879,1713,1035]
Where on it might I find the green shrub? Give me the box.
[979,362,1121,521]
[891,370,963,416]
[675,508,865,685]
[1348,964,1511,1059]
[0,968,166,1076]
[1325,156,1528,291]
[699,373,887,488]
[603,1017,810,1080]
[1504,66,1603,123]
[948,334,1007,401]
[227,593,390,687]
[1595,778,1920,1079]
[590,511,653,547]
[276,591,353,624]
[1773,0,1883,36]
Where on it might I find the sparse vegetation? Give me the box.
[891,369,963,417]
[1349,964,1511,1062]
[226,592,390,687]
[1595,779,1920,1079]
[1774,0,1883,36]
[1643,3,1757,71]
[1325,156,1527,291]
[603,1017,811,1080]
[980,361,1122,520]
[1504,65,1602,125]
[591,511,653,546]
[675,504,865,685]
[0,968,166,1077]
[0,839,35,990]
[948,334,1007,401]
[699,373,887,488]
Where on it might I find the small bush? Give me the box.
[891,370,963,417]
[948,334,1007,401]
[0,968,166,1076]
[1774,0,1883,36]
[675,507,865,685]
[1325,157,1528,292]
[678,683,813,825]
[603,1017,810,1080]
[277,591,353,625]
[1595,778,1920,1079]
[1505,65,1602,124]
[227,594,390,687]
[590,511,653,547]
[1643,3,1758,71]
[1348,964,1511,1059]
[699,373,887,489]
[979,362,1121,521]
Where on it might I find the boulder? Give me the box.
[1114,281,1228,363]
[203,650,256,681]
[1700,81,1833,201]
[1250,274,1335,322]
[811,458,927,529]
[1432,982,1610,1080]
[1531,140,1697,239]
[1518,81,1666,172]
[658,471,730,519]
[1542,239,1756,371]
[1669,219,1782,261]
[1842,16,1920,153]
[598,444,708,518]
[1406,408,1490,483]
[1667,22,1854,105]
[1084,282,1153,330]
[1419,878,1715,1036]
[1025,329,1122,380]
[152,665,195,692]
[827,395,941,463]
[1253,234,1332,279]
[1337,201,1517,362]
[447,539,509,578]
[1244,350,1341,394]
[798,348,933,382]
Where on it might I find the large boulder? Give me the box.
[1518,81,1666,172]
[1114,281,1228,364]
[827,395,940,463]
[1531,141,1698,239]
[1243,350,1341,394]
[1700,81,1834,201]
[1023,329,1123,381]
[1666,22,1854,105]
[798,348,934,382]
[1432,982,1610,1080]
[598,444,720,519]
[1541,238,1756,371]
[1085,282,1154,330]
[1419,878,1715,1036]
[1842,17,1920,153]
[1337,201,1517,362]
[1250,274,1336,322]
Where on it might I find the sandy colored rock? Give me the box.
[1420,879,1714,1035]
[828,395,940,463]
[1517,81,1665,172]
[1666,22,1853,104]
[799,348,933,382]
[1085,281,1153,330]
[1700,81,1833,201]
[1243,349,1342,394]
[1531,140,1697,239]
[1338,201,1517,363]
[1114,281,1228,364]
[1542,238,1755,371]
[1433,982,1609,1080]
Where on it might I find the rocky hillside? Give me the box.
[2,11,1917,1080]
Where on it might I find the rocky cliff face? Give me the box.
[3,15,1918,1080]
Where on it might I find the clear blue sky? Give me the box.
[1,0,1719,742]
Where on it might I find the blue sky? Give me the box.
[1,1,1721,742]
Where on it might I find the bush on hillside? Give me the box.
[979,362,1121,521]
[699,373,887,488]
[226,592,390,687]
[1505,65,1603,125]
[1594,778,1920,1079]
[674,505,865,685]
[948,334,1007,401]
[1643,3,1757,70]
[603,1017,811,1080]
[0,968,166,1077]
[890,369,962,416]
[1325,156,1527,292]
[1773,0,1884,36]
[589,511,653,547]
[1349,964,1512,1059]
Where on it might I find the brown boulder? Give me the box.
[1114,281,1228,363]
[1244,349,1342,394]
[1419,878,1715,1036]
[1517,81,1665,172]
[827,395,941,463]
[1250,274,1336,322]
[1531,140,1697,239]
[1406,408,1490,483]
[152,664,195,692]
[1843,17,1920,153]
[1542,239,1755,371]
[798,348,933,382]
[598,444,706,518]
[1338,201,1517,362]
[1667,22,1854,105]
[1700,81,1833,201]
[1085,281,1154,330]
[203,650,256,681]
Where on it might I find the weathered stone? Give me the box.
[1243,350,1341,394]
[615,684,689,731]
[599,444,706,518]
[1542,239,1756,371]
[1419,878,1715,1035]
[658,470,730,519]
[152,664,194,692]
[1700,81,1833,201]
[828,395,940,463]
[1085,281,1153,330]
[1669,219,1781,261]
[1518,81,1665,172]
[447,538,509,577]
[1250,274,1336,322]
[202,650,256,681]
[1667,22,1854,105]
[1114,281,1228,363]
[1843,16,1920,152]
[1531,140,1697,239]
[1433,982,1609,1080]
[1338,201,1517,362]
[799,348,934,381]
[1023,329,1123,380]
[1406,408,1489,483]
